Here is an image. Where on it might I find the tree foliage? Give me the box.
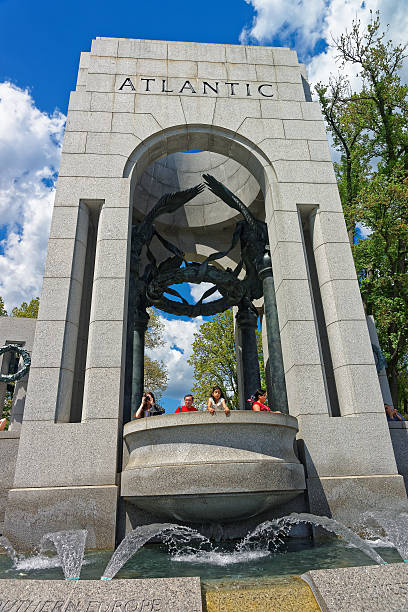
[11,297,39,318]
[187,309,264,410]
[0,297,7,316]
[316,11,408,408]
[144,307,168,398]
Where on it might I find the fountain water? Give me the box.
[0,536,19,566]
[363,510,408,561]
[101,523,211,580]
[40,530,88,580]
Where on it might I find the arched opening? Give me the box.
[123,125,288,423]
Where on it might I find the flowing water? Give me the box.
[0,513,403,584]
[101,523,210,579]
[40,530,88,580]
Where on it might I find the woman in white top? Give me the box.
[207,386,230,415]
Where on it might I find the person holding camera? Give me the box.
[135,391,165,419]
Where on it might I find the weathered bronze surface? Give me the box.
[0,344,31,383]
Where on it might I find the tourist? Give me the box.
[0,417,6,431]
[175,394,198,413]
[135,392,164,418]
[207,386,230,415]
[385,403,405,422]
[250,389,281,413]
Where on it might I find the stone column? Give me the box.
[233,305,246,410]
[258,252,289,414]
[235,305,261,408]
[309,209,383,416]
[131,311,149,420]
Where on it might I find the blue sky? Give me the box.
[0,0,406,412]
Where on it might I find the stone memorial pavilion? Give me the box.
[1,38,407,550]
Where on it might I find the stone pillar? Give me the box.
[309,209,383,416]
[8,358,27,433]
[235,305,261,408]
[258,252,289,414]
[131,312,149,420]
[233,306,246,410]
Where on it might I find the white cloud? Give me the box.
[240,0,328,58]
[0,82,65,312]
[188,282,222,303]
[240,0,408,87]
[146,315,204,405]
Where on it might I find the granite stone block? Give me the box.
[88,55,117,74]
[283,120,327,142]
[97,206,130,240]
[4,485,118,550]
[85,132,139,157]
[180,96,216,125]
[91,37,119,57]
[213,98,261,133]
[68,91,92,112]
[62,131,87,154]
[89,278,126,321]
[327,319,375,369]
[168,41,226,62]
[309,210,350,248]
[313,242,358,286]
[302,563,408,612]
[285,364,330,417]
[237,117,285,143]
[21,366,62,421]
[117,38,167,59]
[82,367,122,420]
[297,413,399,478]
[93,238,128,279]
[43,238,85,281]
[272,241,309,291]
[197,61,228,79]
[48,206,83,241]
[86,73,116,93]
[226,62,257,80]
[13,421,119,488]
[276,182,343,212]
[90,91,114,111]
[320,279,366,326]
[308,140,332,161]
[280,320,322,371]
[112,112,161,139]
[275,65,302,83]
[37,277,81,323]
[275,279,315,328]
[301,101,324,121]
[167,59,197,78]
[245,46,275,65]
[334,363,384,416]
[277,82,306,101]
[0,578,203,611]
[59,153,124,178]
[112,92,136,113]
[261,99,302,119]
[261,138,310,161]
[86,320,125,369]
[273,160,336,184]
[0,437,19,489]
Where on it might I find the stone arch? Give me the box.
[123,123,278,206]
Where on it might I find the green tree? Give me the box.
[11,297,39,318]
[0,297,7,316]
[316,11,408,406]
[187,309,264,410]
[144,307,168,399]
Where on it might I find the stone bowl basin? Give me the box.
[121,411,306,523]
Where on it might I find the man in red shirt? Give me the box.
[175,394,198,413]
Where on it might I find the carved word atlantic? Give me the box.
[118,78,274,97]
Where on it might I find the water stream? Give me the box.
[0,536,19,566]
[0,513,393,581]
[101,523,211,579]
[40,530,88,580]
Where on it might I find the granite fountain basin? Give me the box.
[121,411,306,522]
